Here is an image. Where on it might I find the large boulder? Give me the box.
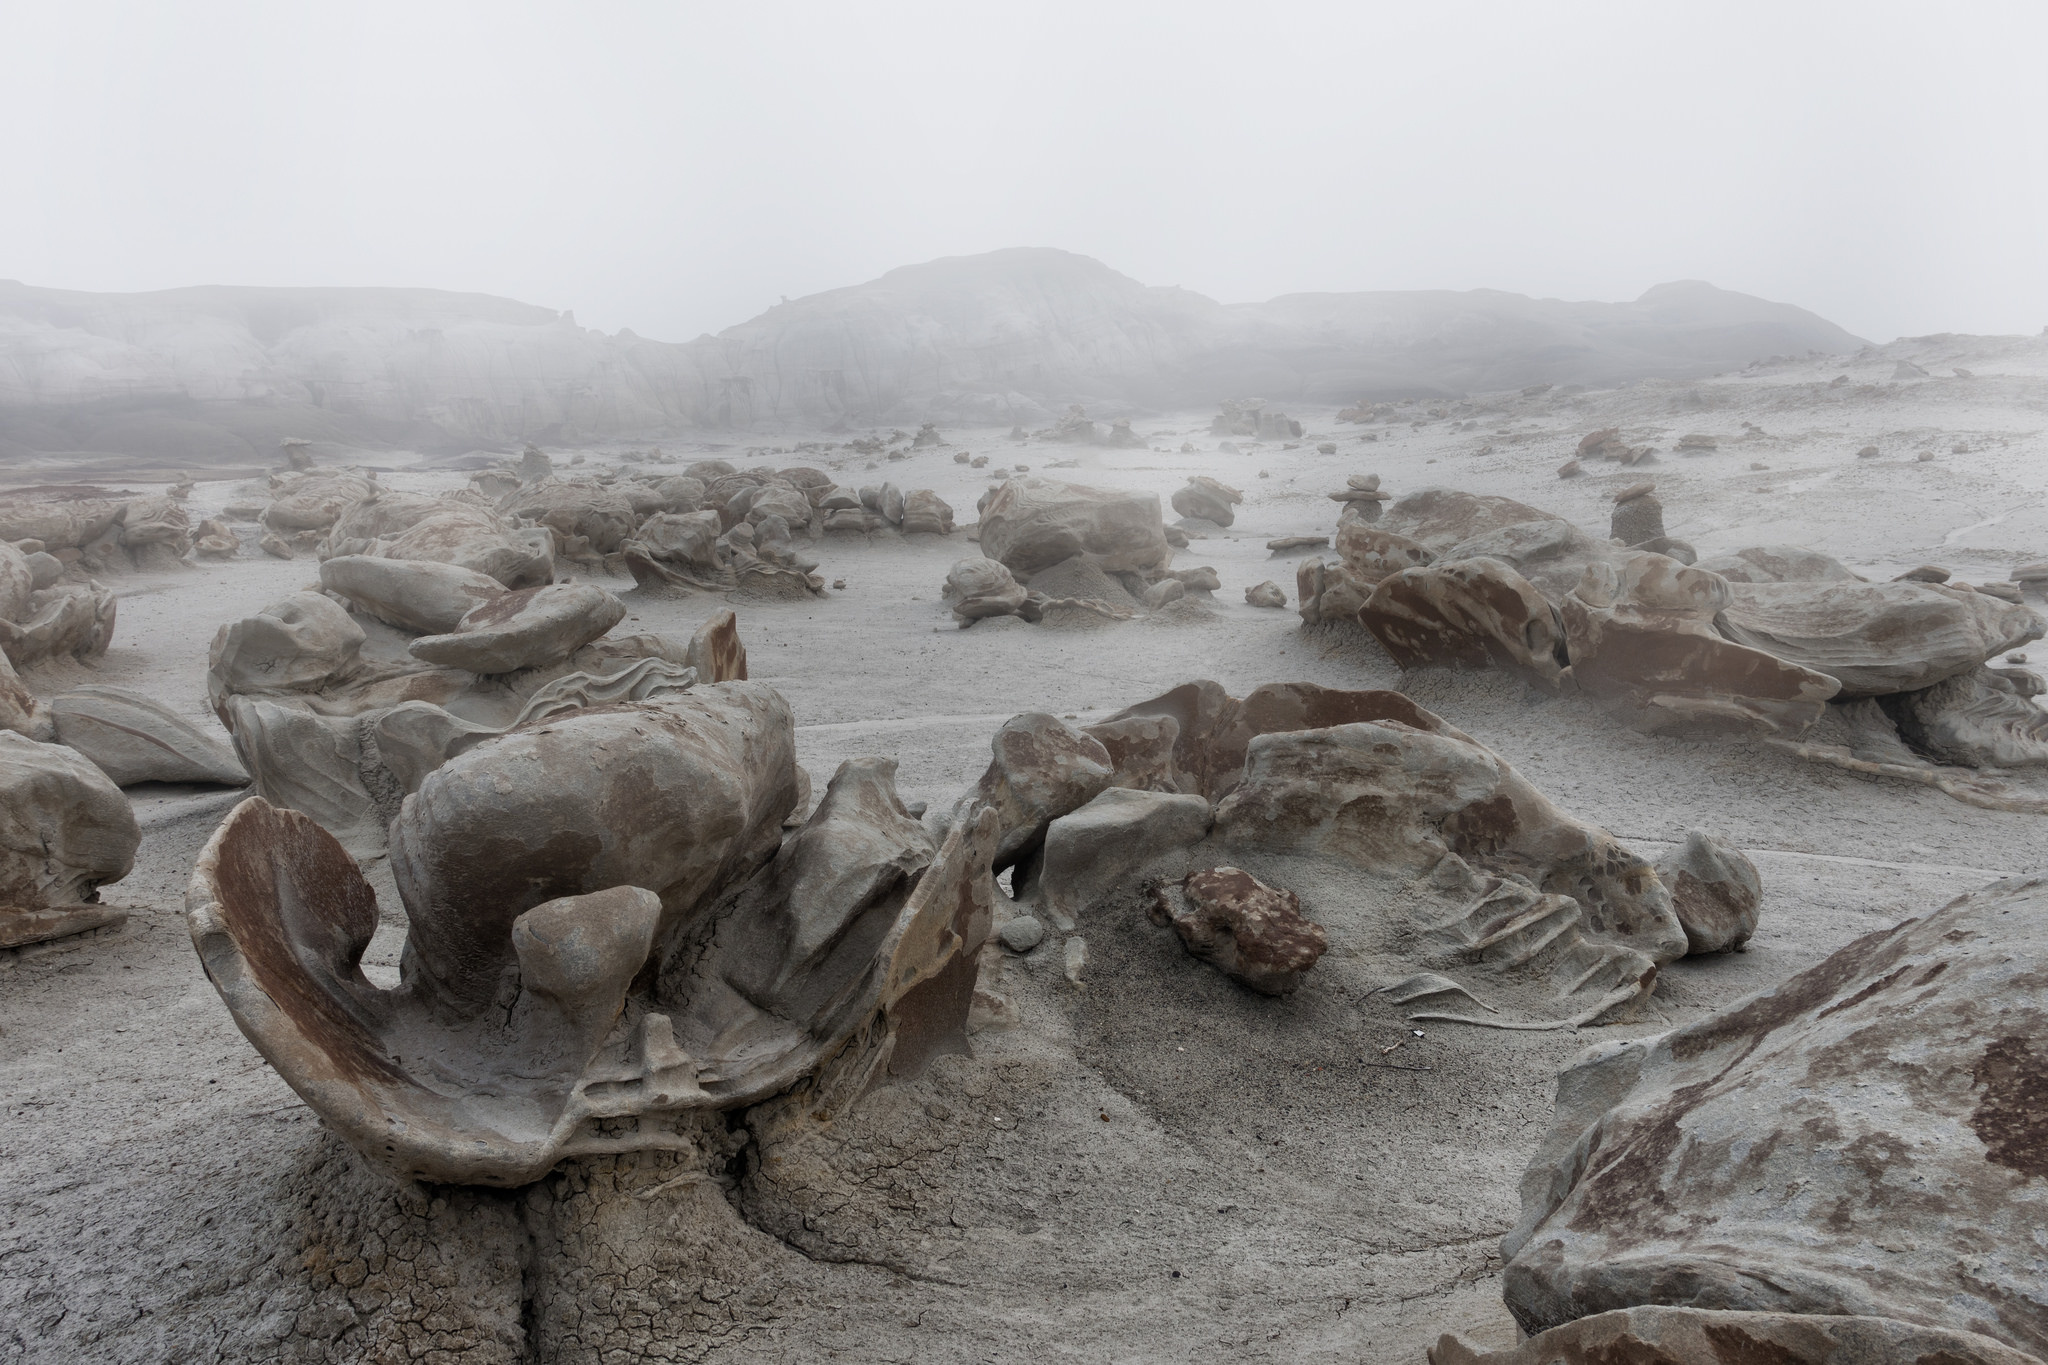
[1694,544,1862,584]
[186,684,995,1186]
[319,555,508,635]
[623,510,729,592]
[976,478,1172,578]
[1377,488,1560,555]
[0,731,138,948]
[408,584,628,675]
[968,713,1114,869]
[1170,476,1243,526]
[946,558,1032,623]
[206,592,367,717]
[501,479,638,555]
[1562,555,1840,735]
[50,686,248,787]
[1717,580,2044,696]
[1499,875,2048,1359]
[1360,557,1567,687]
[374,506,555,589]
[1881,665,2048,767]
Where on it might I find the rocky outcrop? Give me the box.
[1499,875,2048,1358]
[186,687,998,1187]
[1431,1307,2041,1365]
[976,477,1172,579]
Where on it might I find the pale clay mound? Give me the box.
[4,339,2047,1364]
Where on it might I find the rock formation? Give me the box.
[0,730,138,948]
[187,691,998,1186]
[1498,875,2048,1359]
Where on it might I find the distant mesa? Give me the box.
[0,251,1865,469]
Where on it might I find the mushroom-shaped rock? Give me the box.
[319,555,507,636]
[0,731,138,948]
[1499,876,2048,1357]
[187,682,994,1186]
[976,478,1172,578]
[1170,476,1243,527]
[946,558,1031,623]
[1360,557,1566,687]
[1716,579,2044,696]
[408,584,628,676]
[1150,866,1327,996]
[50,686,248,787]
[1654,829,1761,954]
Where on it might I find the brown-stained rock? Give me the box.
[900,488,955,535]
[1429,1307,2041,1365]
[976,477,1172,579]
[1335,522,1435,586]
[1717,579,2044,696]
[1562,556,1841,736]
[685,608,748,683]
[969,712,1114,869]
[0,730,138,948]
[1360,557,1567,687]
[1654,828,1761,954]
[1150,866,1327,996]
[1500,875,2048,1358]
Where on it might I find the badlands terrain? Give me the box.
[2,323,2046,1365]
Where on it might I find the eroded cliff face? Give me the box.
[0,252,1864,465]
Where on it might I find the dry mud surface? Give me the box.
[4,341,2047,1362]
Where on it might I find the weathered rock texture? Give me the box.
[1500,875,2048,1358]
[0,730,138,948]
[1431,1306,2042,1365]
[186,683,999,1186]
[1150,866,1329,995]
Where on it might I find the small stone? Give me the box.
[1346,474,1381,491]
[2013,563,2048,584]
[998,916,1046,953]
[1151,867,1327,995]
[952,451,970,464]
[1143,578,1186,610]
[1063,936,1089,984]
[1245,581,1287,608]
[1317,443,1336,455]
[831,579,846,590]
[1856,444,1880,458]
[1916,451,1935,462]
[1612,482,1655,504]
[970,456,989,468]
[1749,462,1769,471]
[1266,535,1328,552]
[1557,459,1583,479]
[1894,565,1950,583]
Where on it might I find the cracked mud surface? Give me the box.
[5,365,2045,1362]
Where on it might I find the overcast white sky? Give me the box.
[3,1,2044,344]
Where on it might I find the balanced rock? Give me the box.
[1171,476,1243,527]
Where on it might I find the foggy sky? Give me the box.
[4,1,2044,345]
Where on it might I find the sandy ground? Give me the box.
[3,336,2047,1363]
